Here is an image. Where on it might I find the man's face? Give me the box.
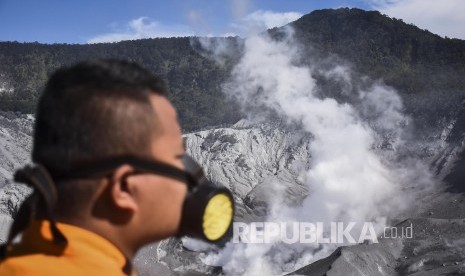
[128,94,187,241]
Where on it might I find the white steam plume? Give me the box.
[196,27,434,275]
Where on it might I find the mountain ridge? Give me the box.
[1,8,465,132]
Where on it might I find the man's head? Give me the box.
[32,59,187,256]
[33,59,167,173]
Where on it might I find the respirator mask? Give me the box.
[6,154,235,252]
[177,155,234,242]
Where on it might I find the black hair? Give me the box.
[32,59,166,178]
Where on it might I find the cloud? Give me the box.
[88,10,303,43]
[185,9,302,38]
[231,0,252,18]
[231,10,303,36]
[87,17,194,43]
[368,0,465,39]
[185,10,214,36]
[186,10,203,25]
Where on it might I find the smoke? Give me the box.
[193,27,434,275]
[191,36,243,66]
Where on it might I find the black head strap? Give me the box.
[61,156,199,190]
[0,165,68,260]
[182,155,207,185]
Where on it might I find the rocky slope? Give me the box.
[0,111,464,275]
[284,106,465,275]
[184,119,312,220]
[0,111,32,186]
[0,112,33,243]
[287,209,465,276]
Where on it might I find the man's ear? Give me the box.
[109,164,138,212]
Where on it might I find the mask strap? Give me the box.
[61,156,198,190]
[0,165,68,260]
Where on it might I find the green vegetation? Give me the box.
[1,8,465,131]
[0,38,241,132]
[287,8,465,125]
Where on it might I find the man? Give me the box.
[0,59,192,275]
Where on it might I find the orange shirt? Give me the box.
[0,220,133,276]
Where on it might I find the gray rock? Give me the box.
[1,114,465,276]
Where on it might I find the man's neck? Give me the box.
[57,216,137,260]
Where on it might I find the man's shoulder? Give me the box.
[0,252,70,275]
[0,251,127,275]
[0,220,129,276]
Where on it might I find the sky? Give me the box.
[0,0,464,44]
